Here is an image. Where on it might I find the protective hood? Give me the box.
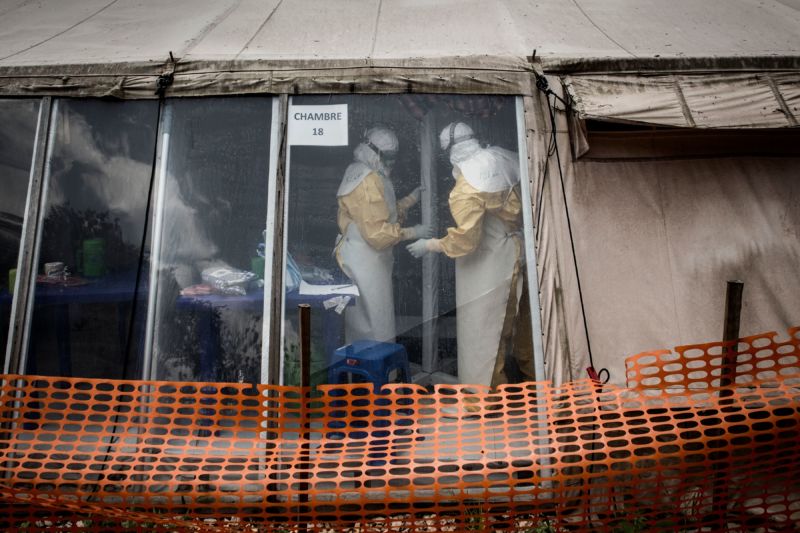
[337,143,390,197]
[454,143,520,193]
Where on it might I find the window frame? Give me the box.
[2,93,544,386]
[275,94,544,386]
[4,96,52,374]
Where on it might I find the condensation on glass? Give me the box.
[146,97,272,384]
[23,99,158,379]
[282,94,534,388]
[0,99,41,359]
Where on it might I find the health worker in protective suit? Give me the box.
[335,126,431,343]
[407,122,534,387]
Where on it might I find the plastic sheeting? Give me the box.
[565,72,800,128]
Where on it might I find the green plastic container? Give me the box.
[250,256,266,279]
[81,238,106,277]
[8,268,16,295]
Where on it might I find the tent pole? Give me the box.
[421,112,439,376]
[141,104,173,380]
[5,97,52,375]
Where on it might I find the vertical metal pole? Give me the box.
[420,112,439,374]
[262,97,290,514]
[7,97,54,374]
[141,104,173,380]
[274,94,291,386]
[261,95,288,384]
[3,96,53,374]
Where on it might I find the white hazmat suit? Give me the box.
[407,122,533,386]
[335,127,429,343]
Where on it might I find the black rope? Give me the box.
[536,74,609,384]
[122,54,174,378]
[86,87,164,505]
[120,103,162,380]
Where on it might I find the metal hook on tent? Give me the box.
[155,51,176,97]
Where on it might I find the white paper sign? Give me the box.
[288,104,348,146]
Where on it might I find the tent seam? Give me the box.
[178,0,245,59]
[765,74,798,126]
[0,0,122,62]
[369,0,383,58]
[672,76,697,128]
[569,0,637,59]
[234,0,286,60]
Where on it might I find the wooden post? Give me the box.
[297,304,311,530]
[711,280,744,524]
[299,304,311,390]
[720,280,744,390]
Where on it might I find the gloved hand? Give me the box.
[406,186,422,205]
[412,224,433,239]
[406,238,442,258]
[397,187,423,224]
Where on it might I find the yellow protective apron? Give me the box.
[454,212,523,386]
[335,174,398,343]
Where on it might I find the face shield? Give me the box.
[381,149,398,170]
[363,126,399,175]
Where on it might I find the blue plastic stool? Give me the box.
[328,340,411,391]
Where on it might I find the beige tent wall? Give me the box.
[532,74,800,387]
[529,81,591,385]
[536,111,800,386]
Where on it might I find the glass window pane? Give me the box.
[148,97,273,384]
[282,95,534,388]
[25,99,158,379]
[0,99,40,360]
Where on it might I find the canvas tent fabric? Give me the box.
[567,149,800,385]
[1,0,800,97]
[1,0,798,65]
[529,76,800,386]
[565,72,800,129]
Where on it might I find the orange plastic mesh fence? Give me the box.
[626,326,800,391]
[0,327,798,532]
